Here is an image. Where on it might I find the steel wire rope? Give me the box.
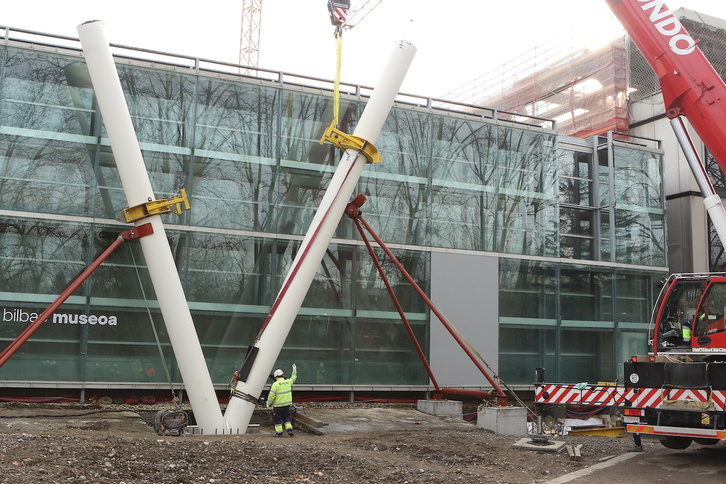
[129,242,179,405]
[129,244,190,433]
[354,212,534,415]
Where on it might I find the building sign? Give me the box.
[3,308,118,326]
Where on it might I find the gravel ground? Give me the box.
[0,401,644,483]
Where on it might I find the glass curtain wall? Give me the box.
[0,42,666,389]
[499,136,665,385]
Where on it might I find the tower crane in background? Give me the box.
[238,0,384,69]
[239,0,262,68]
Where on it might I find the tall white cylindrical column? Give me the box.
[224,40,416,431]
[77,20,226,433]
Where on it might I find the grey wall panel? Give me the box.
[430,252,498,387]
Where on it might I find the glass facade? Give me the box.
[0,33,667,392]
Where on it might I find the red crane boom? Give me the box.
[606,0,726,170]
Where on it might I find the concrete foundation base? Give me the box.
[416,400,463,419]
[477,406,528,436]
[512,437,567,452]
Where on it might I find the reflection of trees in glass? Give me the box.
[195,80,276,156]
[184,233,270,305]
[1,51,98,217]
[602,143,665,266]
[0,220,87,295]
[360,110,430,245]
[431,117,494,184]
[613,148,662,209]
[496,128,557,256]
[706,151,726,271]
[193,80,278,231]
[498,259,556,319]
[429,189,490,250]
[429,118,496,250]
[0,137,95,215]
[560,268,612,321]
[359,177,425,246]
[559,151,593,207]
[559,207,596,259]
[708,220,726,271]
[303,245,353,309]
[559,150,596,259]
[355,246,428,314]
[63,62,119,218]
[3,50,85,135]
[275,93,348,236]
[120,66,191,148]
[614,210,665,266]
[280,91,340,165]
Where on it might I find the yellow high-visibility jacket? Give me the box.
[268,369,297,407]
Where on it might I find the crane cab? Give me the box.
[653,273,726,359]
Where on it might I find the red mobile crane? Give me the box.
[535,0,726,449]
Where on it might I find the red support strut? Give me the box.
[0,223,154,369]
[348,202,442,393]
[345,195,508,406]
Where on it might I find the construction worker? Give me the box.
[267,363,297,436]
[682,319,692,346]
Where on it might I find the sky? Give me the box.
[3,0,726,99]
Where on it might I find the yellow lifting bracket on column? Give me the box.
[320,122,382,164]
[123,188,191,223]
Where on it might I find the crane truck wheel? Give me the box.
[693,438,719,446]
[660,436,692,449]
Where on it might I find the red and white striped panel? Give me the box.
[535,384,626,405]
[536,385,726,411]
[628,388,726,411]
[714,390,726,411]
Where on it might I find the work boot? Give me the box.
[275,432,283,437]
[287,430,294,437]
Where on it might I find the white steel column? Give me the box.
[77,21,226,433]
[224,40,417,431]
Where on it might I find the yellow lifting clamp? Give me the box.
[123,188,191,223]
[319,122,382,164]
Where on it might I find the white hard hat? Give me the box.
[273,369,284,378]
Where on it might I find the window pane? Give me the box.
[499,326,556,384]
[560,329,614,382]
[560,268,613,321]
[499,259,557,319]
[0,218,88,295]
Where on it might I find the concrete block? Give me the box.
[416,399,463,419]
[477,406,528,436]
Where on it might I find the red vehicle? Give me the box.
[536,0,726,449]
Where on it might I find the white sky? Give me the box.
[3,0,726,98]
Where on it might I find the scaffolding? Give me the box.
[446,9,726,140]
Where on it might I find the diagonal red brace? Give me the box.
[346,195,508,406]
[347,201,441,393]
[0,223,154,369]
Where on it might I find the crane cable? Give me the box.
[327,0,349,127]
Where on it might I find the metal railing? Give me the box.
[1,24,556,131]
